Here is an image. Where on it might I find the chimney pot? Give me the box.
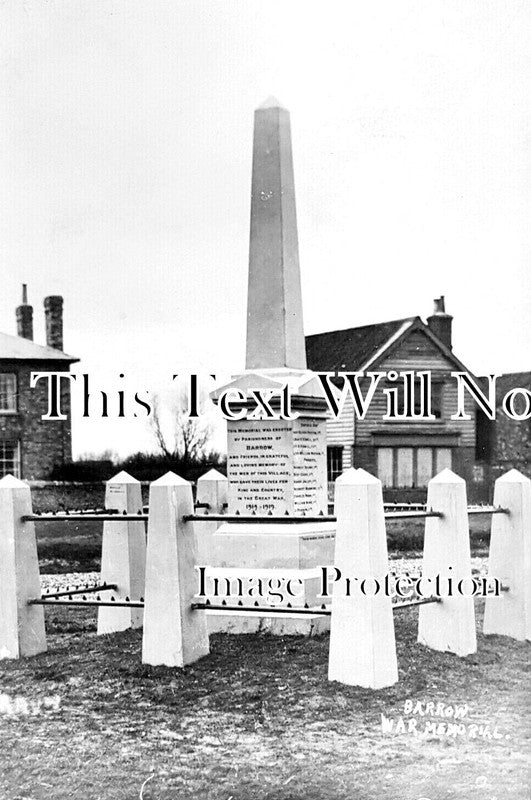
[433,295,446,314]
[44,296,64,351]
[427,296,453,350]
[16,284,33,340]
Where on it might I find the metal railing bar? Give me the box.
[29,598,144,608]
[22,514,148,522]
[39,583,118,600]
[466,506,509,515]
[20,506,509,525]
[191,602,331,615]
[392,597,442,609]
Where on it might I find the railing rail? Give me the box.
[22,505,508,524]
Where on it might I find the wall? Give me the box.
[491,373,531,478]
[0,360,73,480]
[354,329,476,447]
[324,328,480,497]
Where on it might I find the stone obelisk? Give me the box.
[246,97,307,371]
[209,99,334,635]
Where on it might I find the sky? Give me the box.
[1,0,529,458]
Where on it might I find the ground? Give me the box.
[0,603,529,800]
[35,516,492,574]
[0,521,529,800]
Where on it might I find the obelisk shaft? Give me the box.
[245,99,307,371]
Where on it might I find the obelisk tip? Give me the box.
[257,95,285,110]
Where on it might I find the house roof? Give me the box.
[305,316,471,374]
[305,317,417,372]
[0,331,79,363]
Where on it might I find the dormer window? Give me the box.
[0,373,17,412]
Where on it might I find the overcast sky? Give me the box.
[1,0,529,457]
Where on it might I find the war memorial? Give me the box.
[207,97,335,633]
[1,98,529,669]
[0,97,529,800]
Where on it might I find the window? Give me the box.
[327,446,343,482]
[431,382,443,419]
[475,410,494,461]
[0,441,21,478]
[412,381,443,418]
[377,446,452,488]
[0,373,17,412]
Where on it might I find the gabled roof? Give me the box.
[305,316,471,373]
[306,317,416,372]
[0,331,79,363]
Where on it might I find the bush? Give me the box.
[115,451,226,483]
[49,460,115,482]
[49,452,226,484]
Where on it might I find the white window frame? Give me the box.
[0,373,18,413]
[377,446,453,488]
[327,446,343,483]
[0,440,21,478]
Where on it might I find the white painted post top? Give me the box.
[336,467,380,486]
[106,470,139,484]
[197,468,227,483]
[430,468,465,484]
[0,475,28,489]
[496,468,530,483]
[151,471,190,487]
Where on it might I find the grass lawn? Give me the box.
[1,515,526,799]
[36,520,103,574]
[0,601,529,800]
[34,516,492,574]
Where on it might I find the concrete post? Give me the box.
[328,468,398,688]
[0,476,46,659]
[97,471,146,635]
[195,468,228,565]
[142,472,209,667]
[484,469,531,641]
[418,469,476,657]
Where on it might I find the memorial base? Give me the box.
[202,522,335,635]
[207,607,329,636]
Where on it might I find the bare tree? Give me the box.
[150,393,213,468]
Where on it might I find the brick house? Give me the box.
[306,298,482,500]
[475,372,531,486]
[0,288,78,479]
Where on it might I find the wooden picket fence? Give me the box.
[0,466,529,689]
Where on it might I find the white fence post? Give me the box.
[328,468,398,688]
[142,472,209,667]
[97,471,146,635]
[484,469,531,641]
[418,469,476,657]
[195,468,228,564]
[0,476,46,659]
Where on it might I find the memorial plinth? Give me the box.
[227,415,326,514]
[210,371,335,634]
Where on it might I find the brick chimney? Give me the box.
[427,296,452,350]
[44,296,64,351]
[16,284,33,340]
